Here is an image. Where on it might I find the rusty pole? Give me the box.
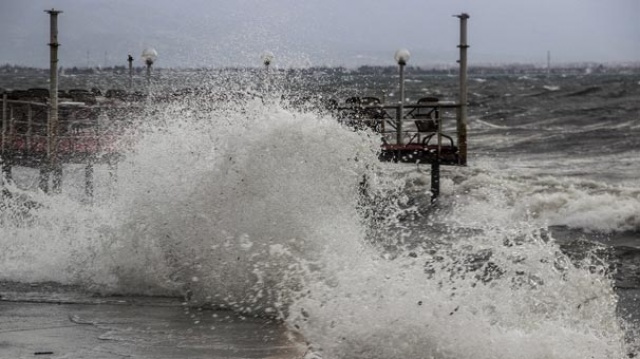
[45,8,63,192]
[456,13,469,166]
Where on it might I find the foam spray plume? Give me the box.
[0,76,635,358]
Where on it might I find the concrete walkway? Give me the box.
[0,299,307,359]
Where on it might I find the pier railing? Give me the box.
[1,93,137,194]
[336,100,463,165]
[1,97,133,161]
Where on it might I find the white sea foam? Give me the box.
[288,227,628,359]
[445,161,640,234]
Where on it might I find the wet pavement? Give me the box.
[0,298,307,359]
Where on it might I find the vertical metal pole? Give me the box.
[431,107,441,203]
[52,165,63,192]
[108,157,117,198]
[262,52,273,96]
[128,54,134,89]
[46,8,63,193]
[1,93,6,154]
[38,167,49,193]
[7,104,14,181]
[1,93,9,182]
[264,62,270,95]
[9,106,14,136]
[26,105,33,151]
[85,162,94,198]
[547,50,551,76]
[456,13,469,166]
[107,156,117,199]
[430,161,440,202]
[397,63,405,147]
[146,61,152,86]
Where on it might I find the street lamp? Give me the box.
[43,8,63,193]
[261,51,274,95]
[127,54,133,88]
[262,51,274,71]
[394,48,410,66]
[394,48,410,146]
[141,47,158,85]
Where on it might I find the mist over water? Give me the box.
[1,74,639,358]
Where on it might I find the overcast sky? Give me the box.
[0,0,638,68]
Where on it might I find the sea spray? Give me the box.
[1,92,380,305]
[0,90,635,358]
[100,96,382,311]
[287,223,629,359]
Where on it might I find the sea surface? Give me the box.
[1,71,639,358]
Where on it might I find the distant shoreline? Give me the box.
[1,62,639,77]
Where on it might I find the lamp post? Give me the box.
[44,8,63,193]
[262,51,274,72]
[127,54,133,89]
[455,13,469,166]
[261,51,274,94]
[394,48,410,147]
[141,48,157,86]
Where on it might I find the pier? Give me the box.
[0,89,138,195]
[1,9,138,196]
[335,13,470,201]
[1,9,469,203]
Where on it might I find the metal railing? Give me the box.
[335,101,463,164]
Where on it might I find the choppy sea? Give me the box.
[1,71,639,358]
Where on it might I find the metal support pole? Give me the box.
[261,52,273,96]
[394,106,401,162]
[397,63,405,147]
[9,106,14,138]
[46,8,63,193]
[26,105,32,151]
[547,50,551,76]
[52,165,62,192]
[146,60,152,86]
[1,93,6,153]
[38,166,49,193]
[85,162,94,198]
[431,107,442,203]
[1,161,10,183]
[1,94,9,183]
[107,156,117,199]
[128,54,134,89]
[264,62,270,95]
[456,13,469,166]
[430,161,440,202]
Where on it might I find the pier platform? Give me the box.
[335,99,464,165]
[1,90,138,194]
